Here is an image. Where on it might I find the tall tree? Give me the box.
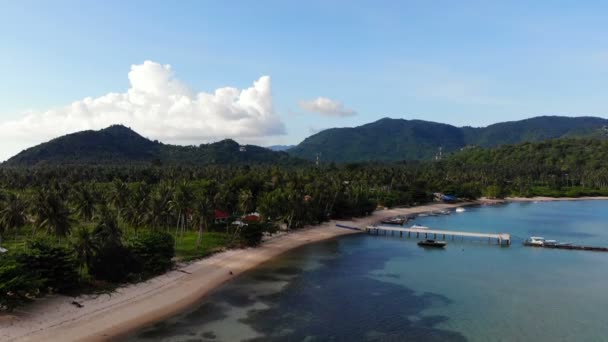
[0,193,28,246]
[73,184,97,222]
[238,189,254,216]
[192,193,214,247]
[34,190,73,239]
[72,227,97,277]
[169,181,194,241]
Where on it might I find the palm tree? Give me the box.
[169,181,194,242]
[35,190,73,240]
[122,182,150,235]
[109,179,130,212]
[0,193,28,246]
[238,189,254,216]
[73,184,97,222]
[72,227,97,277]
[93,206,122,245]
[192,194,214,247]
[144,193,170,230]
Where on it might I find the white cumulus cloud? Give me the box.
[0,61,286,161]
[298,97,356,117]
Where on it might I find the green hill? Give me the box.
[449,138,608,170]
[290,116,608,162]
[3,125,298,167]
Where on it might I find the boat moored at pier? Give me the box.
[417,239,447,248]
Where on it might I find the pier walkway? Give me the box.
[365,225,511,246]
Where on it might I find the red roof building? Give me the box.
[243,214,260,223]
[214,210,230,223]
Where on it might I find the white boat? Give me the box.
[410,224,429,229]
[455,207,466,213]
[524,236,545,246]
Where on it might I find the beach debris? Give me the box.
[71,301,83,308]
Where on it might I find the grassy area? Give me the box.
[1,223,232,263]
[173,231,231,261]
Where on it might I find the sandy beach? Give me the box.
[4,197,608,341]
[1,201,477,342]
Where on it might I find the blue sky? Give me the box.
[1,1,607,159]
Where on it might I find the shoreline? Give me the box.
[2,197,606,341]
[506,196,608,202]
[1,201,469,342]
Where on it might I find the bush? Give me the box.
[240,223,265,247]
[129,231,175,278]
[18,239,79,293]
[0,255,43,311]
[89,241,138,283]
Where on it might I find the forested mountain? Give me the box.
[289,118,467,162]
[290,116,608,162]
[461,116,608,147]
[3,125,298,167]
[4,116,608,166]
[443,139,608,196]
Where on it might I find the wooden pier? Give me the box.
[365,225,511,246]
[525,243,608,252]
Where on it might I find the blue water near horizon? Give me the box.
[125,201,608,341]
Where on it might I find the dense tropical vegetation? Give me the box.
[2,135,608,310]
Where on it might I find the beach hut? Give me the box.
[214,210,230,224]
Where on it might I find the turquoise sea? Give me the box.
[126,201,608,341]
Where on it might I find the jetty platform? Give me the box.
[525,244,608,252]
[365,225,511,246]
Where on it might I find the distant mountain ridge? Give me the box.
[4,116,608,166]
[289,116,608,162]
[266,145,295,152]
[3,125,298,167]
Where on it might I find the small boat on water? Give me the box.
[543,239,558,247]
[455,207,466,213]
[438,210,451,215]
[410,224,429,229]
[523,236,545,246]
[381,216,406,225]
[418,239,447,248]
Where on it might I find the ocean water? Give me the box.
[125,201,608,342]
